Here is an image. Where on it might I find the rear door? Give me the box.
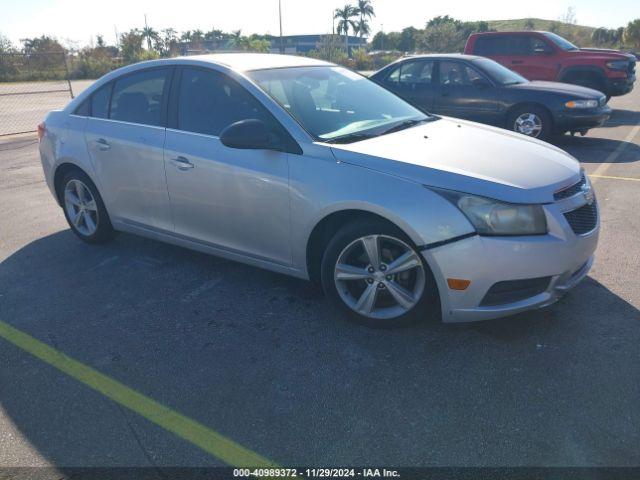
[434,60,499,124]
[163,67,292,265]
[84,67,173,231]
[381,59,436,112]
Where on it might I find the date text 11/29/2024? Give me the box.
[233,468,400,478]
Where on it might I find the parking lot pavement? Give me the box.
[0,89,639,471]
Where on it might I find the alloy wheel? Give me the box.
[334,234,426,320]
[64,179,99,236]
[514,113,543,137]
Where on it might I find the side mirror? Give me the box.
[472,78,491,89]
[220,119,276,150]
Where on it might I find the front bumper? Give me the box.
[605,74,635,96]
[554,105,611,132]
[423,201,599,323]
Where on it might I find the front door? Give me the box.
[163,67,292,266]
[434,60,499,125]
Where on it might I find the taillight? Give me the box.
[37,122,46,141]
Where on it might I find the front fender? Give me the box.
[289,146,474,275]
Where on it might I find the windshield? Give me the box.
[542,32,579,51]
[248,66,431,142]
[473,58,528,85]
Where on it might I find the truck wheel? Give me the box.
[508,105,552,141]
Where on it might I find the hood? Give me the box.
[507,80,604,99]
[329,117,581,204]
[577,48,636,61]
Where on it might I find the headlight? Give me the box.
[606,60,628,70]
[565,99,599,109]
[436,190,547,235]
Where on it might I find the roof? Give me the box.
[402,53,484,61]
[470,30,551,36]
[177,53,332,71]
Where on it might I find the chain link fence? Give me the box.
[0,52,74,136]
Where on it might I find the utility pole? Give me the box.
[278,0,284,54]
[114,25,119,48]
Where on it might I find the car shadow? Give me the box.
[551,135,640,163]
[599,109,640,128]
[1,230,640,469]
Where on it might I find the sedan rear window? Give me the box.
[110,69,170,126]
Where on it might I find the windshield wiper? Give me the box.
[325,132,377,144]
[380,118,430,135]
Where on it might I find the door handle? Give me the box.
[441,91,450,97]
[94,138,110,151]
[171,156,194,170]
[511,60,523,64]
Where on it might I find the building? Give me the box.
[269,34,366,55]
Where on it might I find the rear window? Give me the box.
[110,69,170,126]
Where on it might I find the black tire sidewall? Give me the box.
[60,169,114,244]
[508,105,552,141]
[320,221,439,328]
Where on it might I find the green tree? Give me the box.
[355,0,375,41]
[0,33,15,53]
[524,18,535,30]
[119,29,144,62]
[334,5,358,55]
[426,15,460,29]
[141,25,158,51]
[397,27,417,52]
[416,22,464,53]
[623,19,640,49]
[592,28,611,47]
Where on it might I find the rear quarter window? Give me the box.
[473,36,509,56]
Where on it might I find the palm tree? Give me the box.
[355,0,375,42]
[141,25,158,51]
[334,5,357,55]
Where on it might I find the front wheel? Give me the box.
[320,221,439,328]
[508,105,552,141]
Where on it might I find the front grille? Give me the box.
[564,201,598,235]
[554,174,586,201]
[480,277,551,306]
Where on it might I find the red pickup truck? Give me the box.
[464,31,636,99]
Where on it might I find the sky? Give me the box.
[1,0,638,48]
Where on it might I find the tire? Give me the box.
[507,105,552,141]
[59,169,115,244]
[320,220,439,328]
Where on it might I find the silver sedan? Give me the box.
[38,54,599,327]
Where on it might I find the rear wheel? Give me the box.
[508,105,552,141]
[60,169,115,243]
[320,221,439,328]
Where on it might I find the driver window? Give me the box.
[439,62,484,86]
[177,68,278,136]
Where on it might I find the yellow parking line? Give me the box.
[590,174,640,182]
[0,319,278,468]
[590,123,640,182]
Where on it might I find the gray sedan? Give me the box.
[38,54,598,327]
